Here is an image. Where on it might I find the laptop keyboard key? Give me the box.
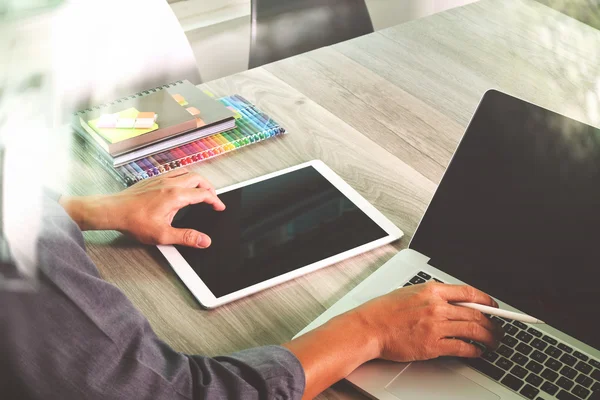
[403,282,412,287]
[541,381,559,395]
[497,345,514,358]
[545,346,563,359]
[532,350,548,363]
[591,369,600,381]
[517,331,534,343]
[519,384,540,399]
[527,327,543,338]
[556,390,579,400]
[501,374,524,391]
[526,360,544,374]
[526,373,543,387]
[573,351,589,362]
[505,325,519,336]
[560,354,578,367]
[592,381,600,391]
[543,336,558,345]
[556,377,575,391]
[512,365,528,378]
[531,338,548,351]
[502,336,518,348]
[416,271,431,280]
[513,321,528,330]
[572,385,590,399]
[517,343,534,356]
[497,357,514,371]
[482,351,499,363]
[590,359,600,369]
[466,358,505,381]
[574,361,592,375]
[575,374,593,388]
[409,276,426,284]
[542,368,559,382]
[512,353,529,366]
[545,358,563,371]
[560,366,578,379]
[558,343,573,353]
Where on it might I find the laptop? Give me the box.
[295,90,600,400]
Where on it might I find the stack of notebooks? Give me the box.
[72,81,286,186]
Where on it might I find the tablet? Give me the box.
[158,160,403,308]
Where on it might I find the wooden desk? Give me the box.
[65,0,599,398]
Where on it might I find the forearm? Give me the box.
[58,195,118,231]
[283,311,380,399]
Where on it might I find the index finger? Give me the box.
[175,188,226,211]
[431,283,498,307]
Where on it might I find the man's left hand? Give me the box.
[59,168,225,248]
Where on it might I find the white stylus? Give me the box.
[452,302,545,324]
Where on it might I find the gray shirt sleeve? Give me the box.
[0,194,305,400]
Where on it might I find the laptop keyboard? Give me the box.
[402,272,600,400]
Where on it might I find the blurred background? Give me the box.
[171,0,479,82]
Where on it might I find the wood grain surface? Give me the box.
[61,0,599,398]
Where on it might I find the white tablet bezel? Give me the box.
[157,160,403,308]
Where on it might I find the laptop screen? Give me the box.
[410,90,599,350]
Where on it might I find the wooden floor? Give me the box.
[65,0,600,398]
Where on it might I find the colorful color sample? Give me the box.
[107,95,286,186]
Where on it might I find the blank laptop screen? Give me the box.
[410,90,599,350]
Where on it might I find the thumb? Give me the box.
[163,227,212,248]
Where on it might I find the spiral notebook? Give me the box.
[73,80,235,157]
[87,95,287,186]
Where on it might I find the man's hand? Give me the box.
[59,168,225,248]
[284,282,504,399]
[351,282,503,362]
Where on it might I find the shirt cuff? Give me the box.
[217,345,306,399]
[43,188,62,202]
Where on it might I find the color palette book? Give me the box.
[91,95,286,186]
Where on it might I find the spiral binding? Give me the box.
[73,80,185,116]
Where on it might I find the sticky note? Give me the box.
[88,108,159,143]
[172,94,188,106]
[196,117,206,128]
[97,114,119,128]
[134,112,157,128]
[136,112,156,120]
[116,118,135,128]
[186,107,201,116]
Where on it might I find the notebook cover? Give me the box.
[165,81,235,127]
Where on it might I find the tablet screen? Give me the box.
[172,166,388,298]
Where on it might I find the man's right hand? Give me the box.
[350,282,504,362]
[284,282,504,399]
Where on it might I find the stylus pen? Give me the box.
[452,302,545,324]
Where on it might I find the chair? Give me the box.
[249,0,374,69]
[53,0,201,124]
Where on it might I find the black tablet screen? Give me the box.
[172,166,388,298]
